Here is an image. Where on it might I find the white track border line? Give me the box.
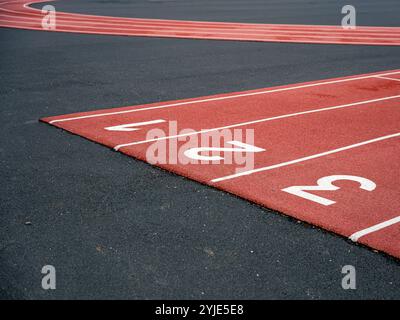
[211,132,400,183]
[375,76,400,82]
[47,70,400,123]
[114,94,400,151]
[350,216,400,242]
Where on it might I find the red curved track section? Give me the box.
[1,0,400,45]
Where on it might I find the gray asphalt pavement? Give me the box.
[1,0,400,299]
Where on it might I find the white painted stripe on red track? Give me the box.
[114,94,400,151]
[211,133,400,183]
[48,70,400,123]
[350,216,400,242]
[375,76,400,82]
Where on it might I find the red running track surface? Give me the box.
[42,69,400,259]
[1,0,400,45]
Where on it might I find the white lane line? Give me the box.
[47,70,400,123]
[350,216,400,242]
[114,94,400,151]
[375,76,400,82]
[211,132,400,183]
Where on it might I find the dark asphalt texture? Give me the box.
[1,0,400,299]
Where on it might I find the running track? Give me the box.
[42,69,400,259]
[1,0,400,45]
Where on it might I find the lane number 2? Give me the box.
[184,141,265,161]
[281,175,376,206]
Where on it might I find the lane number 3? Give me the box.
[282,175,376,206]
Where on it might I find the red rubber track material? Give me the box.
[1,0,400,45]
[42,69,400,259]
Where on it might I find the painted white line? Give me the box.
[48,70,400,123]
[114,94,400,151]
[211,132,400,183]
[106,119,166,132]
[350,216,400,242]
[375,76,400,82]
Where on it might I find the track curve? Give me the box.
[1,0,400,45]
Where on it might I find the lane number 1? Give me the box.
[105,119,166,132]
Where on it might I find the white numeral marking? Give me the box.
[184,140,265,161]
[282,175,376,206]
[105,119,166,132]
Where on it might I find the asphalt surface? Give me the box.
[1,0,400,299]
